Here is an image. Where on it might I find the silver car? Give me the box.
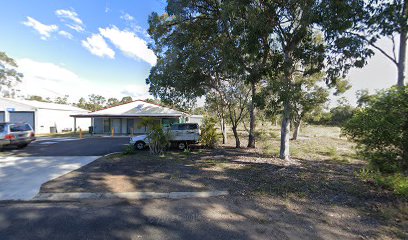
[130,123,200,150]
[0,122,36,150]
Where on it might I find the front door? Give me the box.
[127,119,134,134]
[112,119,121,134]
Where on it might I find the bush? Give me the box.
[358,169,408,197]
[123,144,136,155]
[139,117,170,155]
[147,124,170,155]
[200,116,218,148]
[343,87,408,173]
[330,105,355,126]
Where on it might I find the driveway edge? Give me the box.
[33,191,229,201]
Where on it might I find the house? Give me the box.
[0,97,91,134]
[71,100,189,135]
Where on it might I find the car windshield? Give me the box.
[170,124,198,130]
[0,124,4,132]
[10,124,32,132]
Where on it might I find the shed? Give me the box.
[0,97,90,134]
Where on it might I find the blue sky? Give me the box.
[0,0,405,106]
[0,0,165,101]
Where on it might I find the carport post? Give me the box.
[74,117,77,132]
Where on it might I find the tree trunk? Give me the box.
[221,117,227,144]
[292,119,301,140]
[398,0,407,87]
[247,81,256,148]
[232,126,240,148]
[280,99,291,160]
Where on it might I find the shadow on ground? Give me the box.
[0,147,405,239]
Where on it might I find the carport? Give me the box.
[71,100,189,135]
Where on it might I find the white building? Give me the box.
[71,100,190,135]
[0,98,90,134]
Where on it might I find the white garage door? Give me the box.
[10,112,35,130]
[0,111,4,122]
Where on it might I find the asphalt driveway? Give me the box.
[0,137,129,200]
[0,137,130,156]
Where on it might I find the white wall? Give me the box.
[0,99,35,122]
[36,109,91,134]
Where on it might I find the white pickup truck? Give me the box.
[130,123,200,150]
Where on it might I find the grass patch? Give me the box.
[358,169,408,197]
[255,124,358,163]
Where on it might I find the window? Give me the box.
[170,124,198,130]
[0,124,4,132]
[103,119,111,133]
[10,124,32,132]
[162,118,178,128]
[187,124,198,130]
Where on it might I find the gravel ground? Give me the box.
[38,148,407,239]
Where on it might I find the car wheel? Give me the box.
[17,143,28,149]
[135,141,145,150]
[178,142,187,150]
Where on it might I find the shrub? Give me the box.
[200,116,218,148]
[123,144,136,155]
[358,169,408,197]
[147,124,170,155]
[343,87,408,173]
[330,105,355,126]
[139,117,170,155]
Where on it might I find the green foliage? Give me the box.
[26,95,51,102]
[358,169,408,197]
[74,94,106,111]
[138,117,170,155]
[343,87,408,173]
[120,96,133,104]
[330,105,356,126]
[54,95,69,104]
[106,98,120,108]
[0,51,23,98]
[200,116,218,148]
[123,144,136,155]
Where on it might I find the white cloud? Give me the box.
[121,13,134,21]
[81,34,115,59]
[66,24,84,32]
[99,26,157,66]
[120,84,151,99]
[58,30,73,39]
[55,9,84,32]
[22,17,58,40]
[16,58,151,101]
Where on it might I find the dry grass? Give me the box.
[40,123,406,239]
[221,123,359,164]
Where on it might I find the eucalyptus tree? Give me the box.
[147,0,373,160]
[253,0,373,159]
[331,0,407,86]
[205,93,228,144]
[0,52,23,98]
[206,76,250,148]
[147,0,277,148]
[106,97,120,107]
[291,74,329,140]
